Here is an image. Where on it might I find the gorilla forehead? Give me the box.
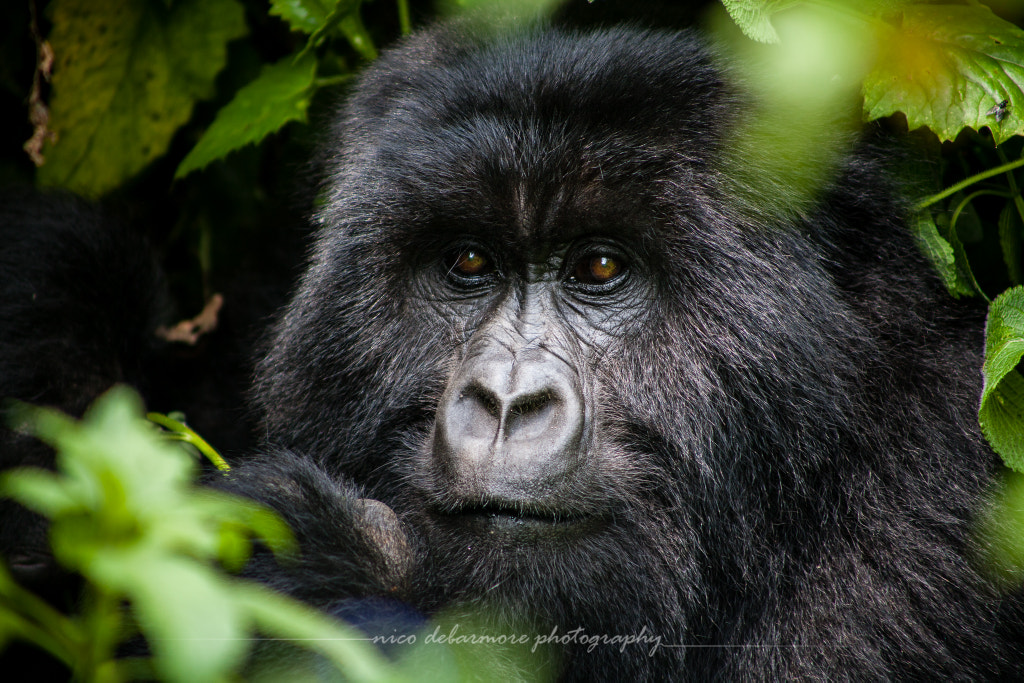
[364,26,731,145]
[322,26,736,248]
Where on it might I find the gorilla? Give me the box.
[2,22,1023,681]
[221,24,1024,679]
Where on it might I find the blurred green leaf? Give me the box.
[0,469,79,519]
[712,3,874,220]
[195,493,296,558]
[176,53,318,179]
[37,0,247,195]
[124,554,247,682]
[977,470,1024,586]
[981,286,1024,470]
[235,582,393,682]
[0,388,319,680]
[270,0,333,33]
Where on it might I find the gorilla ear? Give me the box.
[354,498,412,589]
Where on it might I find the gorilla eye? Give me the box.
[570,255,624,286]
[446,247,497,287]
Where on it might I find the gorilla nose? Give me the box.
[459,385,567,445]
[434,350,585,497]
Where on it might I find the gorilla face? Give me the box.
[428,237,642,526]
[247,23,1012,677]
[0,13,1016,679]
[259,25,837,542]
[253,27,736,618]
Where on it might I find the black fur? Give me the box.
[0,189,167,586]
[224,25,1023,680]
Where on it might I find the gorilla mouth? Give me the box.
[435,500,602,537]
[457,502,569,523]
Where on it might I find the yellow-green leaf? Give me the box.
[864,3,1024,144]
[38,0,247,196]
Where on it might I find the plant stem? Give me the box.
[951,189,1012,227]
[0,596,78,669]
[397,0,411,36]
[916,156,1024,210]
[147,413,230,471]
[996,146,1024,284]
[80,586,121,683]
[995,146,1024,224]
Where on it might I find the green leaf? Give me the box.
[977,470,1024,586]
[197,493,297,558]
[911,210,976,298]
[943,202,986,300]
[336,10,378,62]
[864,3,1024,144]
[719,0,800,43]
[234,582,393,682]
[980,286,1024,471]
[175,53,318,180]
[711,3,876,221]
[0,469,79,519]
[271,0,369,59]
[3,386,289,573]
[0,387,344,679]
[270,0,332,34]
[37,0,247,196]
[299,1,373,61]
[124,555,247,683]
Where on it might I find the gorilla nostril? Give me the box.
[466,386,501,420]
[453,385,502,440]
[505,391,557,440]
[509,391,552,416]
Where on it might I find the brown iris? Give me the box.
[453,249,490,276]
[573,255,622,284]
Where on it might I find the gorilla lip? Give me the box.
[435,499,601,535]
